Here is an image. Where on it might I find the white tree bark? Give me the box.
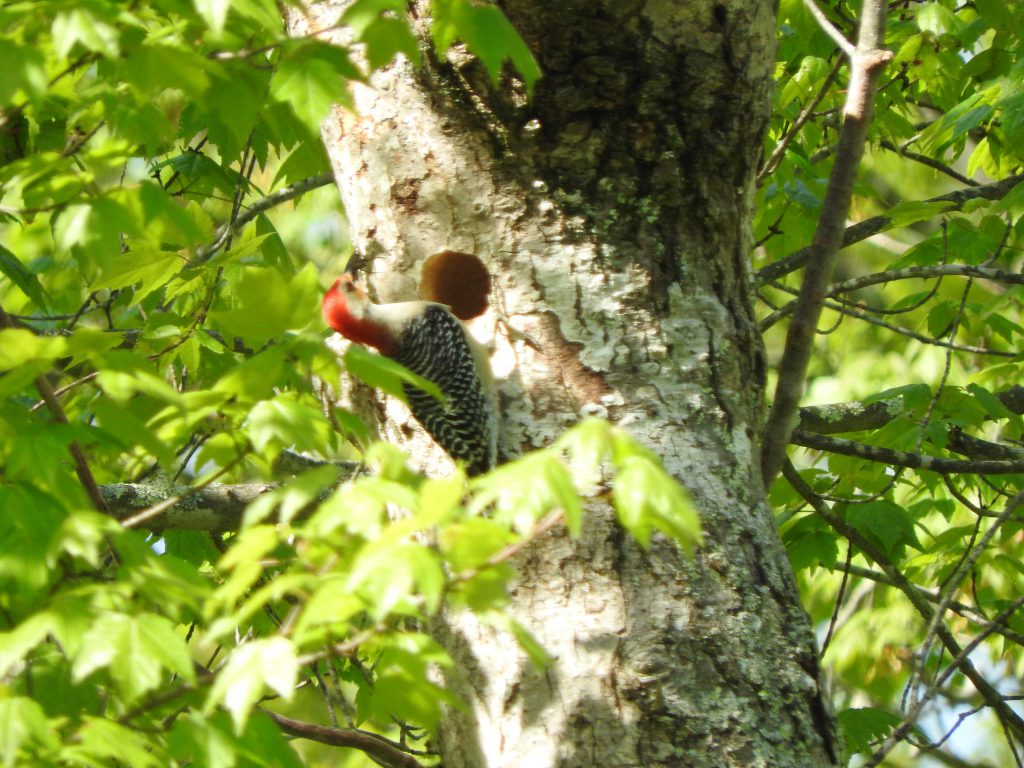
[289,1,839,765]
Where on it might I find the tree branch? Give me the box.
[783,461,1024,746]
[102,455,359,531]
[755,173,1024,287]
[760,264,1024,329]
[835,562,1024,646]
[102,481,274,531]
[796,385,1024,434]
[761,0,893,486]
[759,56,843,182]
[194,171,335,264]
[878,139,978,187]
[790,429,1024,474]
[765,289,1016,356]
[0,302,109,513]
[262,710,427,768]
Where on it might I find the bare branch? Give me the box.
[262,710,427,768]
[755,173,1024,287]
[790,429,1024,474]
[761,0,893,486]
[761,264,1024,329]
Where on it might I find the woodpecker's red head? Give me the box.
[322,275,395,354]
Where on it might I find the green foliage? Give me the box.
[765,0,1024,763]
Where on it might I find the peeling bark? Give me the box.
[288,1,839,765]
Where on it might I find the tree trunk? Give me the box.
[289,1,840,765]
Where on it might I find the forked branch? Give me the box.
[760,0,893,486]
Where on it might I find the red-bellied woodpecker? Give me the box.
[322,257,497,475]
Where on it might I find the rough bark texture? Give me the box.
[289,1,839,765]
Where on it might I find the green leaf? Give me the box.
[0,329,66,373]
[431,0,541,93]
[441,518,518,572]
[195,0,232,34]
[167,712,239,768]
[270,42,359,130]
[244,395,332,459]
[124,44,211,99]
[343,0,420,70]
[242,465,340,527]
[0,612,57,679]
[783,516,839,571]
[204,637,298,733]
[211,264,320,345]
[846,500,921,559]
[927,301,957,339]
[880,200,956,230]
[92,245,183,303]
[66,718,166,768]
[555,418,614,486]
[51,6,120,58]
[966,383,1015,420]
[0,245,48,311]
[346,541,436,619]
[837,706,903,755]
[343,343,445,404]
[138,182,208,247]
[169,710,303,768]
[916,2,960,36]
[506,617,551,670]
[468,452,575,532]
[612,454,702,550]
[357,635,456,728]
[0,697,59,768]
[54,199,138,271]
[0,41,47,105]
[72,613,196,703]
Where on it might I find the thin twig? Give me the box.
[194,171,335,265]
[759,57,843,183]
[865,588,1024,767]
[833,561,1024,646]
[0,302,109,512]
[755,173,1024,286]
[760,263,1024,328]
[803,0,856,56]
[764,282,1016,356]
[909,491,1024,712]
[879,139,978,186]
[783,461,1024,745]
